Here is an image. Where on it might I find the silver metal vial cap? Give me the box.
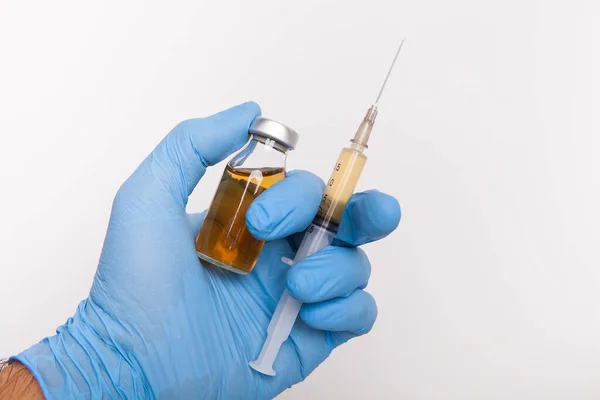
[249,117,299,150]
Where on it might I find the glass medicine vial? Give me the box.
[195,117,299,275]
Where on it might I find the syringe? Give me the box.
[249,39,406,376]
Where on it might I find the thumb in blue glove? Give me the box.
[14,101,401,399]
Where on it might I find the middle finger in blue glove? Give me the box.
[300,289,378,333]
[286,246,371,303]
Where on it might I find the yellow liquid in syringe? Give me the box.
[317,146,367,228]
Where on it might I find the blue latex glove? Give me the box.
[15,102,401,399]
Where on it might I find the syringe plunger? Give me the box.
[249,224,336,376]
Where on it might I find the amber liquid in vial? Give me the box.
[195,165,285,274]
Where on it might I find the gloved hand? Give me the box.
[15,102,401,399]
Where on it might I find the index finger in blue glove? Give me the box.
[245,170,324,241]
[116,101,261,212]
[285,190,401,249]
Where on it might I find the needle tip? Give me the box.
[373,38,406,105]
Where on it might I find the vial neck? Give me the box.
[229,136,288,170]
[252,135,289,154]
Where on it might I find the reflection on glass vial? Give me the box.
[195,165,285,274]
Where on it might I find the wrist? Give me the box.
[13,300,151,399]
[0,360,44,399]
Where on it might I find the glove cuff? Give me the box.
[12,300,151,399]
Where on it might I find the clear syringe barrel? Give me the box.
[249,142,367,376]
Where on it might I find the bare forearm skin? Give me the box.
[0,360,44,400]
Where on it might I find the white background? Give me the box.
[1,0,599,398]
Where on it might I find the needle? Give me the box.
[374,38,406,106]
